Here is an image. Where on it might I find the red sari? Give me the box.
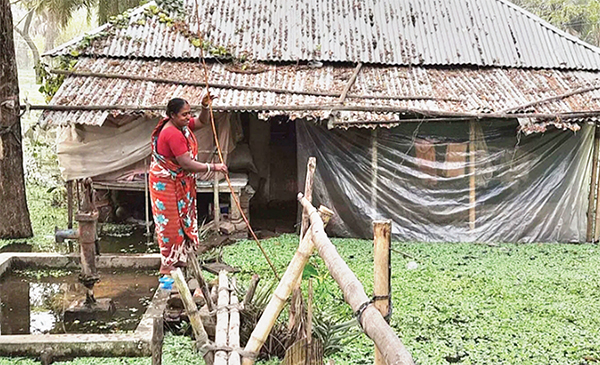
[149,118,199,274]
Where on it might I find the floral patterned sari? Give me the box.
[149,118,199,274]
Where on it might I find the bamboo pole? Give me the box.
[588,127,600,241]
[338,63,363,103]
[290,157,317,331]
[373,220,392,365]
[371,129,378,212]
[215,270,230,365]
[171,268,213,364]
[214,173,220,231]
[228,277,241,365]
[67,180,73,229]
[19,103,600,121]
[242,206,334,365]
[306,278,314,365]
[243,274,260,308]
[48,68,461,102]
[594,128,600,241]
[300,157,317,239]
[469,121,476,231]
[188,250,216,312]
[299,195,414,365]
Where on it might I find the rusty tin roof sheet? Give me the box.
[40,57,600,127]
[45,0,600,70]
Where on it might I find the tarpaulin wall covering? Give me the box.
[297,120,594,243]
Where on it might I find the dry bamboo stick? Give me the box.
[243,274,260,308]
[188,250,216,312]
[215,270,230,365]
[228,277,241,365]
[242,206,334,365]
[299,195,414,365]
[587,129,600,241]
[338,63,363,103]
[501,84,600,114]
[373,220,392,365]
[171,268,213,364]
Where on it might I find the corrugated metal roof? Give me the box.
[39,57,600,126]
[44,0,600,70]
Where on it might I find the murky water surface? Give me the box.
[0,269,158,335]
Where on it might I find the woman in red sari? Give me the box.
[149,95,227,274]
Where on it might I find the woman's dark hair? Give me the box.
[166,98,189,117]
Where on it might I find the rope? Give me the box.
[200,343,259,359]
[193,0,280,280]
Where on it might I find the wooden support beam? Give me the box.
[298,195,414,365]
[373,220,392,365]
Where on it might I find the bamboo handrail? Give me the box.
[298,195,414,365]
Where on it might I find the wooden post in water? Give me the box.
[215,270,230,365]
[588,127,600,242]
[373,220,392,365]
[299,195,414,365]
[171,268,213,364]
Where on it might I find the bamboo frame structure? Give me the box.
[298,195,414,365]
[242,205,334,365]
[373,220,392,365]
[215,270,230,365]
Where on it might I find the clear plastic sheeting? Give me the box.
[297,120,594,243]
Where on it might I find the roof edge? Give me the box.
[496,0,600,56]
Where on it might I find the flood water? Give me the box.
[0,269,158,335]
[97,225,159,254]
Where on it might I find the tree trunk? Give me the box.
[0,0,33,239]
[14,11,41,83]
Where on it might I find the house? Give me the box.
[41,0,600,242]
